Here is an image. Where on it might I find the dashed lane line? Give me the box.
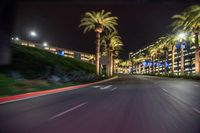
[100,85,113,90]
[161,88,168,92]
[49,102,88,120]
[192,107,200,114]
[110,87,117,91]
[92,86,101,88]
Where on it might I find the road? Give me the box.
[0,75,200,133]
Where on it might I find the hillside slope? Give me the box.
[0,44,98,96]
[0,44,96,79]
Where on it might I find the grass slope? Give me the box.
[0,44,95,79]
[0,44,96,97]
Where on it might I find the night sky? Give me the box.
[10,0,200,59]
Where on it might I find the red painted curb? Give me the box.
[0,77,117,104]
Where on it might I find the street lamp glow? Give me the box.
[43,42,48,47]
[30,31,37,37]
[15,37,19,41]
[179,32,186,40]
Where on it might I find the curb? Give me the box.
[0,76,118,104]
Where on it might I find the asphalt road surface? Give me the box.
[0,75,200,133]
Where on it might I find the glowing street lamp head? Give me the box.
[179,33,186,40]
[15,37,19,41]
[30,31,37,37]
[43,42,48,47]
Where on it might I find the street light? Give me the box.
[30,31,37,37]
[179,32,186,42]
[15,37,19,41]
[43,42,48,47]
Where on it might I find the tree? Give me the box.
[113,58,121,73]
[184,5,200,75]
[171,5,200,75]
[101,30,123,77]
[164,34,177,75]
[79,10,118,76]
[148,44,160,74]
[132,53,148,74]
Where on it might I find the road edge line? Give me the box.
[0,76,118,104]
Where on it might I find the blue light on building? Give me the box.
[143,61,147,67]
[176,43,181,50]
[156,61,160,67]
[182,42,187,49]
[58,50,65,56]
[148,62,152,67]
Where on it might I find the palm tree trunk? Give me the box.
[158,63,160,74]
[138,63,141,74]
[162,61,164,74]
[107,47,110,77]
[96,32,101,76]
[131,59,134,74]
[164,51,168,75]
[156,55,160,74]
[190,54,193,75]
[180,43,184,76]
[112,57,115,75]
[152,56,155,74]
[143,63,145,74]
[148,64,151,74]
[135,64,138,74]
[177,56,180,76]
[171,45,175,75]
[109,50,113,76]
[194,32,200,75]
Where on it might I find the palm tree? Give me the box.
[113,50,121,74]
[171,5,200,75]
[158,36,176,75]
[88,55,96,64]
[164,34,177,75]
[149,44,160,74]
[133,53,148,74]
[79,10,118,76]
[113,58,121,73]
[109,37,123,76]
[184,5,200,75]
[101,30,123,77]
[141,49,151,74]
[119,61,127,74]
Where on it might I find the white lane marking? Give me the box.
[110,87,117,91]
[92,86,101,88]
[192,107,200,114]
[161,88,167,92]
[100,85,112,90]
[49,102,87,120]
[194,84,199,87]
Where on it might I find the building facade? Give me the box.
[129,45,197,76]
[11,39,95,64]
